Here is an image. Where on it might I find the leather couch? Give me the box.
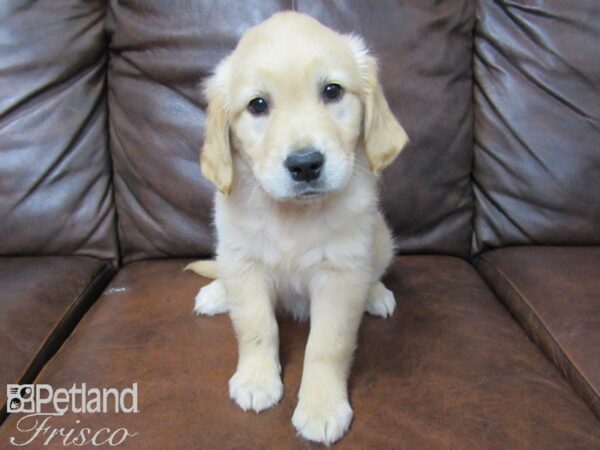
[1,1,599,448]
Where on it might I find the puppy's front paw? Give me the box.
[292,396,353,445]
[365,282,396,318]
[193,279,228,316]
[229,363,283,413]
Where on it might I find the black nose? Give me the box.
[284,149,324,182]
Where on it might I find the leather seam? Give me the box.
[23,261,115,380]
[476,255,600,412]
[0,260,115,424]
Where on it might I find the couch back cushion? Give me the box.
[108,0,475,263]
[473,1,600,253]
[0,0,118,261]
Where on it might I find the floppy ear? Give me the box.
[348,36,409,174]
[200,60,233,195]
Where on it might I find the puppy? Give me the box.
[189,12,408,445]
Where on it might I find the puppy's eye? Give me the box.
[322,83,343,102]
[248,97,269,115]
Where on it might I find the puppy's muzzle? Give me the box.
[284,149,324,183]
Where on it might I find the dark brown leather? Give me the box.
[475,246,600,419]
[473,1,600,254]
[2,257,598,448]
[107,0,474,263]
[0,1,118,262]
[0,257,114,416]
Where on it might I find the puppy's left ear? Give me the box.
[200,58,234,195]
[347,36,409,174]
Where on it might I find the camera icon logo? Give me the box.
[6,385,35,413]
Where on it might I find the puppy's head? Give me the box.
[200,12,408,199]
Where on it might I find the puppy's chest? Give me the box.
[242,212,327,271]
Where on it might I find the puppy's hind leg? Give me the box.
[193,279,228,316]
[365,281,395,317]
[186,260,228,315]
[365,213,396,317]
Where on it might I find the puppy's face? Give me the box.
[228,25,363,200]
[201,12,408,200]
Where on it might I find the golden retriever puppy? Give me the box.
[189,11,408,444]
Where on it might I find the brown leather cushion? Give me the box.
[0,1,118,261]
[107,0,474,263]
[0,257,114,413]
[472,1,600,253]
[475,246,600,419]
[2,257,598,448]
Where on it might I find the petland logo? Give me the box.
[6,383,138,447]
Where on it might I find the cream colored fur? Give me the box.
[190,12,408,445]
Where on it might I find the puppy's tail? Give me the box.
[184,259,218,279]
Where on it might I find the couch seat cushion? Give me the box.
[0,256,114,412]
[1,257,598,448]
[475,246,600,418]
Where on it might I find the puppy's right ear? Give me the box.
[200,58,233,195]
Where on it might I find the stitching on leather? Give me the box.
[0,260,115,424]
[477,255,600,408]
[103,23,123,267]
[19,261,113,380]
[108,117,171,255]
